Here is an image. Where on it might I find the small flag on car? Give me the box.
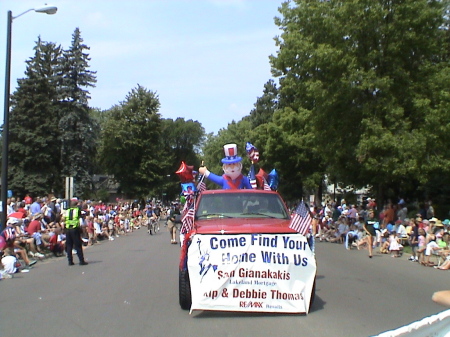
[289,202,312,236]
[263,178,271,191]
[197,161,207,193]
[197,176,206,193]
[180,207,195,234]
[248,165,257,189]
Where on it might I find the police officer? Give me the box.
[63,199,88,266]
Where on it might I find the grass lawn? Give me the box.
[403,245,412,255]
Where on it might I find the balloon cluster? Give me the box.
[254,168,279,190]
[175,161,197,195]
[246,142,279,191]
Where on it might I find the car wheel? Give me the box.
[179,269,192,310]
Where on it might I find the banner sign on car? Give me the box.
[188,233,317,313]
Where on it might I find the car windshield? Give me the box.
[196,192,290,219]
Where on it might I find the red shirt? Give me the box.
[48,234,58,250]
[87,220,94,234]
[368,201,377,210]
[27,220,41,235]
[17,208,27,217]
[384,208,395,224]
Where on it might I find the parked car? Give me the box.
[179,189,317,314]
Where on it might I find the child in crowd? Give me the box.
[86,216,95,245]
[417,228,427,264]
[379,232,390,254]
[1,248,29,277]
[101,222,114,241]
[48,226,65,256]
[388,231,402,257]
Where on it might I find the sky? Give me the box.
[0,0,283,135]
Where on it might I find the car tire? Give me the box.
[179,269,192,310]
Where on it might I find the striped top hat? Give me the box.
[221,144,242,164]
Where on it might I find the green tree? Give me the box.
[245,79,321,200]
[248,79,279,129]
[255,107,325,201]
[57,28,98,198]
[162,117,205,167]
[161,117,205,200]
[269,0,450,203]
[8,38,62,197]
[88,107,108,175]
[99,85,166,198]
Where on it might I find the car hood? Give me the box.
[194,217,297,235]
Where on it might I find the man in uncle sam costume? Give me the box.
[199,144,253,189]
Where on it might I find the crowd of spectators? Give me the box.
[4,194,449,278]
[0,195,168,279]
[310,198,450,268]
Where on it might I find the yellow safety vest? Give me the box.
[65,207,80,229]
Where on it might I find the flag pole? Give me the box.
[196,160,206,192]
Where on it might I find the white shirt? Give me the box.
[395,224,407,238]
[425,241,440,256]
[1,255,17,274]
[7,204,14,215]
[94,221,102,234]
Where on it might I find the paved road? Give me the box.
[0,225,448,337]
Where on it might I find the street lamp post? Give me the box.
[165,174,171,205]
[1,5,57,230]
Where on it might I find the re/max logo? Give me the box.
[239,301,263,308]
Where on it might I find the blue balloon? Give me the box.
[268,169,279,190]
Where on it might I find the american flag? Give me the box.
[180,207,195,234]
[263,178,271,191]
[289,202,312,236]
[197,175,206,193]
[248,165,257,189]
[183,195,194,212]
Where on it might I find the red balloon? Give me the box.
[175,161,195,183]
[255,169,268,189]
[256,168,268,179]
